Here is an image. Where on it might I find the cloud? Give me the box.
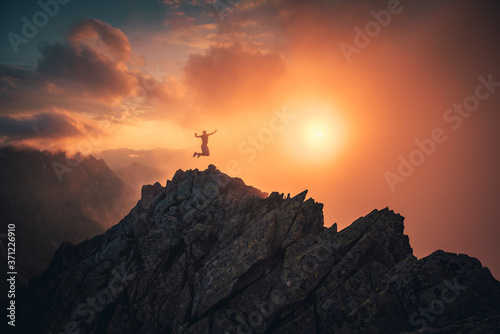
[37,19,138,103]
[183,43,288,114]
[1,18,177,127]
[0,63,110,115]
[157,14,217,51]
[162,0,183,10]
[69,19,131,62]
[0,110,85,142]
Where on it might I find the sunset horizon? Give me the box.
[2,1,500,331]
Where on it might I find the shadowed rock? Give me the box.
[0,146,136,302]
[15,165,500,333]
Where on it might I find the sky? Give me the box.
[1,0,500,278]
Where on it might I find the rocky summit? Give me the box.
[17,165,500,333]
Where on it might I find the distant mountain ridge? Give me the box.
[0,146,137,301]
[115,162,166,196]
[15,164,500,333]
[94,147,186,170]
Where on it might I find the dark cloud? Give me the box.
[0,112,83,142]
[37,42,137,101]
[0,63,110,115]
[0,17,178,137]
[0,64,43,90]
[37,19,137,102]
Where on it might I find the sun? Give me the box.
[284,102,347,163]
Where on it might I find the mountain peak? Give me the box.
[139,164,267,206]
[16,165,500,333]
[0,146,136,295]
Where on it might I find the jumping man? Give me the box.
[193,130,217,158]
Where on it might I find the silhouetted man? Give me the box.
[193,130,217,158]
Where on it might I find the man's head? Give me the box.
[203,130,207,134]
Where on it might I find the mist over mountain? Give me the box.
[16,165,500,333]
[93,147,188,197]
[115,162,166,197]
[94,147,187,172]
[0,146,137,301]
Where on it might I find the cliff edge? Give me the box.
[16,165,500,333]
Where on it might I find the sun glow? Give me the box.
[284,102,348,164]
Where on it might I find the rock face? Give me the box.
[17,165,500,333]
[0,146,136,301]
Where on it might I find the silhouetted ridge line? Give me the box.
[13,164,500,333]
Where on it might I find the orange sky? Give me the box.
[1,0,499,278]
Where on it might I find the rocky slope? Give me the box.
[17,165,500,333]
[0,146,136,300]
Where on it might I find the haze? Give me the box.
[1,0,499,277]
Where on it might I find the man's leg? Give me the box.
[202,144,210,157]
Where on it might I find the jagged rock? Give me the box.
[141,181,163,200]
[15,166,500,333]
